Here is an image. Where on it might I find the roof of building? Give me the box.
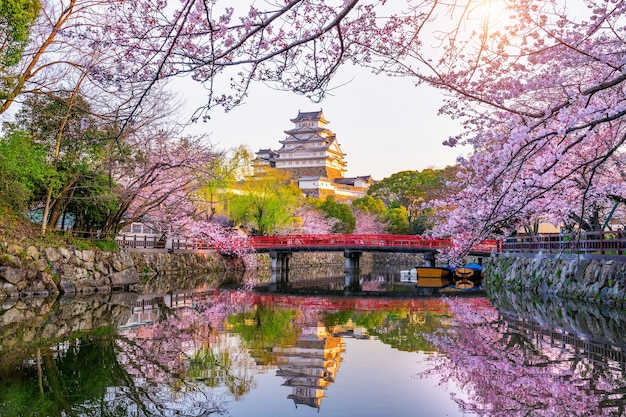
[290,110,329,124]
[298,175,326,181]
[283,126,332,136]
[256,148,278,155]
[280,132,330,142]
[333,176,373,185]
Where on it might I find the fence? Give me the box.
[502,231,626,255]
[116,234,167,249]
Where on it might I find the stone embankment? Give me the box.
[0,242,246,298]
[0,240,426,298]
[485,253,626,305]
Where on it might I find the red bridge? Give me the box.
[247,234,499,255]
[132,233,499,255]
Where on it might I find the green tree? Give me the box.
[196,145,252,219]
[351,195,386,215]
[228,168,302,235]
[384,206,410,234]
[368,168,457,233]
[0,129,53,211]
[317,196,356,234]
[0,0,40,101]
[64,172,120,233]
[8,93,120,233]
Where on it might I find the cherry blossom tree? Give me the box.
[283,204,336,235]
[353,209,388,234]
[5,0,625,254]
[408,0,626,251]
[111,130,258,262]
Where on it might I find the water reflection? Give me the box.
[424,291,626,416]
[3,282,626,416]
[263,264,414,294]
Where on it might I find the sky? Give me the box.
[174,64,471,181]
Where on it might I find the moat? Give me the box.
[2,266,626,417]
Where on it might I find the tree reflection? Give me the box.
[11,290,626,416]
[227,305,300,365]
[0,332,121,417]
[422,297,626,416]
[0,288,260,416]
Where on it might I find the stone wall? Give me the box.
[261,251,426,268]
[0,242,243,299]
[485,253,626,305]
[1,240,427,299]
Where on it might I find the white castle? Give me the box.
[255,110,373,201]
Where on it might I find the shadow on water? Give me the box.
[254,264,459,297]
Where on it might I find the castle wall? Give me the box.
[283,166,329,179]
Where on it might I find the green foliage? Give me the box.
[69,238,91,250]
[384,206,410,234]
[197,145,253,218]
[351,195,386,215]
[94,240,118,251]
[0,129,54,211]
[4,93,124,233]
[368,167,457,233]
[0,0,41,98]
[228,168,302,235]
[318,196,356,233]
[65,172,121,233]
[0,335,118,417]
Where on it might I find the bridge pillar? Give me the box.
[269,251,292,286]
[424,251,436,267]
[344,250,362,293]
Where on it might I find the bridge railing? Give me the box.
[248,234,501,253]
[248,234,454,250]
[115,233,502,253]
[502,231,626,255]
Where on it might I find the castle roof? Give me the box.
[290,110,329,124]
[333,176,374,186]
[283,126,332,136]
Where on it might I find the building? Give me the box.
[255,110,374,201]
[273,324,345,410]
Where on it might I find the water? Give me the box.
[2,268,626,416]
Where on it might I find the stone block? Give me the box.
[36,258,48,272]
[0,265,26,285]
[26,246,39,260]
[44,247,62,262]
[59,279,76,294]
[6,244,23,256]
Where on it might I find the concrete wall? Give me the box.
[485,253,626,305]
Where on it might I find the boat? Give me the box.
[415,266,453,288]
[452,263,483,289]
[400,268,417,283]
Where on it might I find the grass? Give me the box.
[0,204,119,251]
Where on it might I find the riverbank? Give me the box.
[485,253,626,305]
[0,241,426,298]
[0,243,250,298]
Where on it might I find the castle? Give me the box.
[255,110,374,201]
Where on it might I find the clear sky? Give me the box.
[175,64,470,181]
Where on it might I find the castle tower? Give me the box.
[273,110,347,180]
